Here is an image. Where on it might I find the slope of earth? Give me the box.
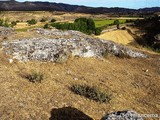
[97,30,135,45]
[0,28,159,120]
[0,52,159,120]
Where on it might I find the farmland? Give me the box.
[94,19,126,28]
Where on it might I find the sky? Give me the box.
[14,0,160,9]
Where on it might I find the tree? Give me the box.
[51,17,101,35]
[114,20,120,29]
[87,18,95,31]
[95,28,102,35]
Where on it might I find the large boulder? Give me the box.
[101,110,143,120]
[2,29,147,62]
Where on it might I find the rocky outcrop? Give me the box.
[2,29,147,62]
[101,110,143,120]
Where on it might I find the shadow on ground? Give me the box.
[49,107,93,120]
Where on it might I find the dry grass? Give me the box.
[0,12,159,119]
[0,51,159,119]
[97,30,135,45]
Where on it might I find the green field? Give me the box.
[94,19,126,28]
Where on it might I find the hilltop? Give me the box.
[0,0,159,14]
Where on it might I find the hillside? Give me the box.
[98,30,135,45]
[0,0,160,14]
[0,27,160,119]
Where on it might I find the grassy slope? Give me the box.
[0,53,159,120]
[0,30,160,120]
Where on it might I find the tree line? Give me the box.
[51,18,102,35]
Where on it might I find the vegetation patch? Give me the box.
[134,15,160,51]
[21,72,44,83]
[51,17,102,35]
[27,19,37,25]
[71,85,111,103]
[94,19,126,28]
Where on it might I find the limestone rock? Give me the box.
[101,110,143,120]
[2,29,147,62]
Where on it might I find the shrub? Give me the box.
[22,72,44,83]
[95,28,102,35]
[51,18,56,23]
[71,85,111,103]
[27,19,37,25]
[0,19,3,26]
[0,19,9,27]
[40,18,47,22]
[43,23,49,29]
[11,21,17,27]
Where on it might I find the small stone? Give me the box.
[74,77,78,80]
[8,59,13,64]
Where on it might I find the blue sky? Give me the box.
[16,0,160,9]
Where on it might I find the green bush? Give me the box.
[95,28,102,35]
[0,19,9,27]
[23,72,44,83]
[27,19,37,25]
[11,21,17,27]
[43,23,49,29]
[71,85,111,103]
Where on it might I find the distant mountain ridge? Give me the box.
[0,0,159,14]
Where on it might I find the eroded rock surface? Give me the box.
[0,27,14,36]
[2,29,147,62]
[101,110,143,120]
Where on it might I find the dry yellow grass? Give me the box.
[0,13,159,119]
[0,50,159,119]
[98,30,135,45]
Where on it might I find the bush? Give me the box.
[22,72,44,83]
[43,23,49,29]
[40,18,47,22]
[27,19,37,25]
[0,19,3,26]
[11,21,17,27]
[0,19,9,27]
[95,28,102,35]
[71,85,111,103]
[51,18,56,23]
